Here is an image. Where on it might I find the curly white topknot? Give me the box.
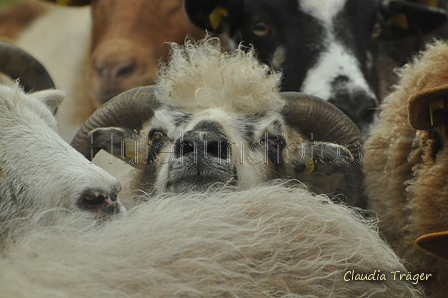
[155,37,284,114]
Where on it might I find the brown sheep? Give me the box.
[363,39,448,298]
[16,0,205,141]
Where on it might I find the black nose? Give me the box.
[205,139,229,159]
[77,188,120,215]
[174,138,196,158]
[174,137,229,160]
[329,90,378,131]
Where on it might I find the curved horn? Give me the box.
[71,86,160,161]
[280,92,362,148]
[281,92,365,207]
[0,41,54,92]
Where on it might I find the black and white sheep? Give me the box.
[184,0,448,130]
[0,184,423,297]
[71,37,365,206]
[363,40,448,298]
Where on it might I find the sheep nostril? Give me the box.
[206,140,229,160]
[174,138,196,158]
[77,189,119,215]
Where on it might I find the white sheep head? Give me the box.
[0,41,126,238]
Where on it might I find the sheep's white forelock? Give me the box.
[155,37,284,115]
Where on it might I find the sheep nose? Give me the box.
[95,60,136,85]
[174,138,196,158]
[77,188,121,215]
[205,139,230,160]
[174,137,230,160]
[329,89,378,132]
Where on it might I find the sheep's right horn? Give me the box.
[71,86,160,161]
[280,91,362,149]
[0,41,54,92]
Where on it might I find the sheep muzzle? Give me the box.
[77,189,121,217]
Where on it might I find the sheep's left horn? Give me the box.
[280,92,365,207]
[0,41,54,92]
[71,86,160,161]
[280,91,362,148]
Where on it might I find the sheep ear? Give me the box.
[32,89,66,114]
[184,0,243,33]
[408,78,448,130]
[416,231,448,262]
[88,127,142,168]
[379,0,448,40]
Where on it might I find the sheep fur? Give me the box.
[155,37,284,115]
[0,184,421,297]
[363,39,448,298]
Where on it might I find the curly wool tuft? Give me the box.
[155,37,284,114]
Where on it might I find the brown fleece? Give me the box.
[364,40,448,298]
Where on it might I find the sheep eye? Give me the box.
[252,22,270,36]
[371,22,382,38]
[150,131,165,142]
[268,137,283,147]
[261,136,283,147]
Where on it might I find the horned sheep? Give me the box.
[0,41,125,245]
[0,184,424,297]
[363,39,448,298]
[71,37,365,206]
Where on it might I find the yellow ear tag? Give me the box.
[209,6,229,30]
[424,0,440,7]
[388,14,408,29]
[429,99,445,126]
[0,36,13,42]
[56,0,71,6]
[125,144,135,160]
[302,156,315,176]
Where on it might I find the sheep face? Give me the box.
[83,0,204,107]
[140,107,295,193]
[90,102,354,196]
[0,85,125,231]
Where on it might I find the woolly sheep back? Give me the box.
[0,184,421,297]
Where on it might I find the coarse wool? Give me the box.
[155,37,285,115]
[0,184,421,298]
[363,39,448,298]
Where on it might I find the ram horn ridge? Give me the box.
[280,92,362,148]
[71,86,160,160]
[72,87,361,162]
[0,41,54,92]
